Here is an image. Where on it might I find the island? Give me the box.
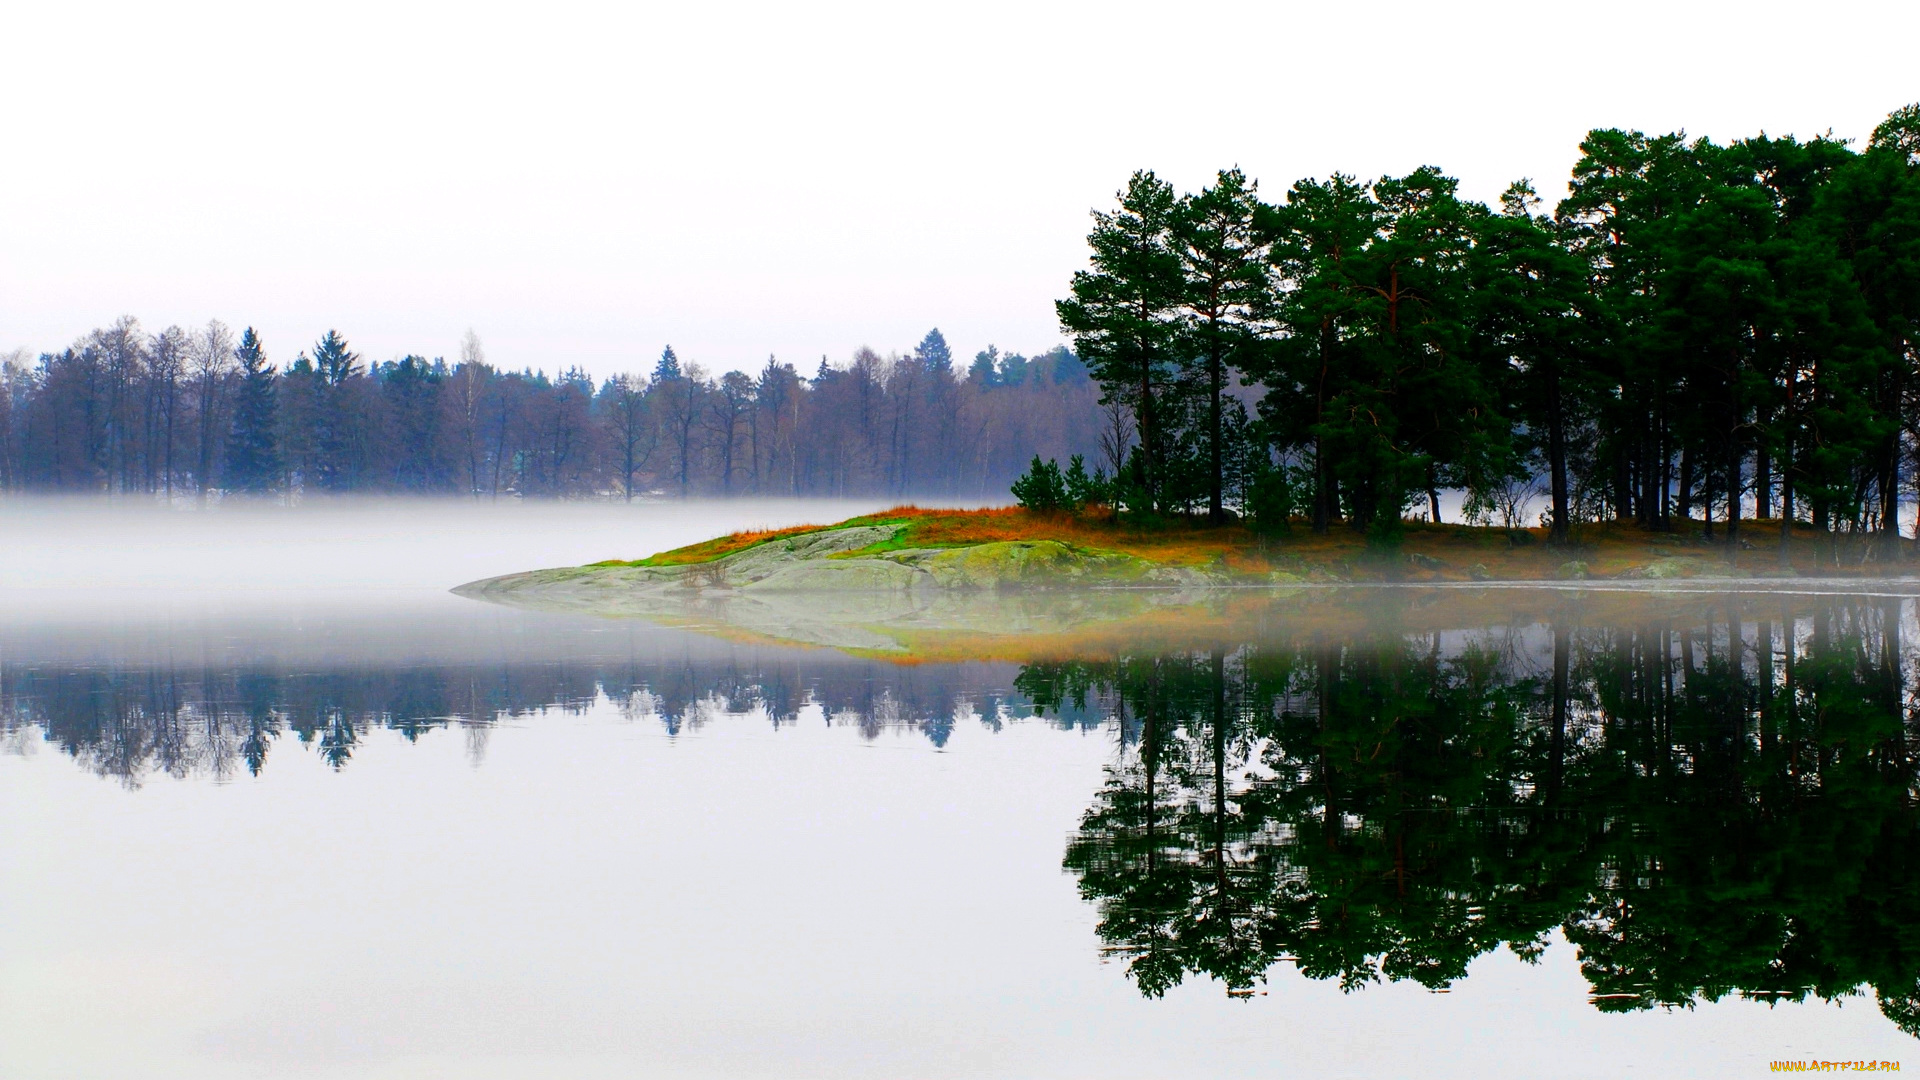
[450,506,1911,653]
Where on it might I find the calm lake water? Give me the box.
[2,501,1916,1078]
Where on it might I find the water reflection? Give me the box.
[1032,595,1920,1034]
[0,643,1091,784]
[5,589,1918,1039]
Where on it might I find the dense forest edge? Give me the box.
[1048,101,1920,557]
[3,103,1916,562]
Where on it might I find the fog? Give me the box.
[0,495,923,595]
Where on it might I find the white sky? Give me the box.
[2,0,1914,380]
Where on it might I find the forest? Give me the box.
[0,326,1104,499]
[5,102,1914,530]
[1054,103,1920,549]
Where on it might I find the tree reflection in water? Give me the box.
[0,656,1074,784]
[1035,597,1920,1034]
[6,592,1918,1033]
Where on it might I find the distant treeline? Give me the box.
[0,325,1103,499]
[1057,103,1920,546]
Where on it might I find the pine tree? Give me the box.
[653,345,683,383]
[1057,171,1183,510]
[224,328,279,492]
[1173,168,1270,523]
[308,330,362,490]
[312,330,361,386]
[1249,172,1379,533]
[914,328,953,374]
[1469,181,1592,543]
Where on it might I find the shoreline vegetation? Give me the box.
[467,505,1920,591]
[499,503,1920,580]
[453,506,1920,658]
[456,100,1920,642]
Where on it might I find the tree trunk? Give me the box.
[1138,359,1156,511]
[1208,337,1223,524]
[1780,436,1795,565]
[1724,424,1740,552]
[1311,320,1333,534]
[1677,448,1693,527]
[1549,621,1568,806]
[1548,367,1569,544]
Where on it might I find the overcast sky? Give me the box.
[3,0,1914,380]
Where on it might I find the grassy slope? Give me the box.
[590,505,1895,582]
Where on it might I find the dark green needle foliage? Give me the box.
[1057,102,1920,554]
[223,327,278,492]
[1057,171,1185,509]
[1011,455,1069,511]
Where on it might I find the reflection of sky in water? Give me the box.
[2,502,1916,1077]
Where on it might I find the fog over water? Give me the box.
[0,495,906,599]
[4,497,1917,1077]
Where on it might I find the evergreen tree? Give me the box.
[1172,168,1270,523]
[913,328,953,374]
[1469,181,1592,542]
[307,330,363,490]
[1057,171,1184,510]
[311,329,361,386]
[968,347,999,386]
[1251,172,1379,533]
[224,328,278,492]
[653,344,683,383]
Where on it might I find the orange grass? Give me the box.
[598,523,826,567]
[603,505,1900,583]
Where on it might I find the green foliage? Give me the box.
[1062,100,1920,548]
[1062,454,1095,506]
[1011,455,1068,511]
[1015,453,1117,512]
[1057,172,1184,507]
[1244,458,1294,535]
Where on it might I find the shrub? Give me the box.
[1011,456,1068,511]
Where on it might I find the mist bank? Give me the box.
[0,495,925,600]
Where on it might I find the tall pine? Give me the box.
[1057,171,1184,510]
[224,327,279,492]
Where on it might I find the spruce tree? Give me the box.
[652,345,683,383]
[913,328,953,375]
[224,328,279,492]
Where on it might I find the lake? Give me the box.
[2,499,1914,1078]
